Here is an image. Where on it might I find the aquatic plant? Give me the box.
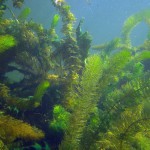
[0,35,17,54]
[95,104,150,150]
[93,8,150,55]
[49,14,60,42]
[12,0,24,8]
[76,19,92,61]
[134,132,150,150]
[122,8,150,47]
[59,31,149,149]
[0,80,50,111]
[59,55,103,149]
[78,71,150,149]
[51,14,60,29]
[0,140,8,150]
[51,0,75,36]
[98,50,131,89]
[50,105,70,131]
[0,0,7,17]
[0,83,30,111]
[32,80,51,108]
[51,0,83,82]
[17,7,31,21]
[92,37,121,54]
[0,114,45,144]
[0,0,149,149]
[0,83,10,99]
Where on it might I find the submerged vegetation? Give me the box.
[0,35,17,54]
[0,0,149,149]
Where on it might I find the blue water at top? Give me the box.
[5,0,150,46]
[66,0,150,45]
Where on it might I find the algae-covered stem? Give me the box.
[6,6,19,23]
[50,0,82,80]
[50,0,83,113]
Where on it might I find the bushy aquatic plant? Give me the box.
[86,59,150,149]
[0,114,45,144]
[97,103,150,150]
[98,50,131,92]
[0,80,51,111]
[134,132,150,150]
[65,35,149,150]
[50,105,70,131]
[0,1,149,149]
[0,140,8,150]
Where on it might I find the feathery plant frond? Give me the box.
[59,55,103,150]
[98,50,131,92]
[104,72,150,114]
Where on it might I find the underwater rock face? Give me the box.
[0,0,150,150]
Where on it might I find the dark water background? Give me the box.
[5,0,150,46]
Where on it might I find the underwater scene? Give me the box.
[0,0,150,149]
